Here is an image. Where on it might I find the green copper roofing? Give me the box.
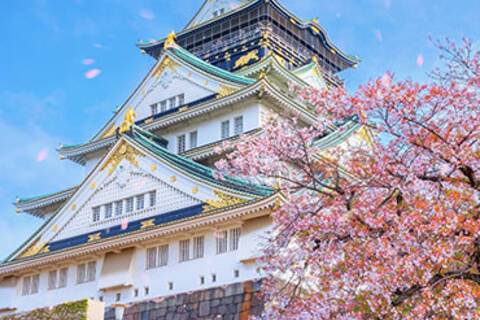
[17,186,78,205]
[128,126,273,197]
[169,45,255,85]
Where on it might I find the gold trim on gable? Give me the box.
[101,142,144,176]
[234,50,259,69]
[203,190,247,212]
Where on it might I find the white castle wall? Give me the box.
[0,215,271,314]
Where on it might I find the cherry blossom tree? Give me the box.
[216,39,480,319]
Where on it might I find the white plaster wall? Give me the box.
[161,102,261,154]
[3,215,271,313]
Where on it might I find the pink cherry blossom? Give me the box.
[84,68,101,79]
[36,149,48,162]
[417,53,424,66]
[217,38,480,319]
[82,58,95,66]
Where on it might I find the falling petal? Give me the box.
[416,54,424,67]
[121,218,129,230]
[374,30,383,42]
[85,68,101,79]
[82,58,95,66]
[139,9,155,20]
[36,149,48,162]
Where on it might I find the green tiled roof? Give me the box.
[170,45,255,85]
[128,126,273,197]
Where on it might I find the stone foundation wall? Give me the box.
[105,280,263,320]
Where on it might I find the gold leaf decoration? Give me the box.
[101,124,117,139]
[119,108,136,133]
[217,86,236,97]
[141,219,156,230]
[19,240,46,258]
[203,190,247,212]
[101,142,143,176]
[192,186,199,194]
[153,56,177,78]
[234,50,259,69]
[88,233,101,243]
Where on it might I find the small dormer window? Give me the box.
[178,94,185,106]
[221,120,230,139]
[234,116,244,135]
[189,131,198,149]
[150,104,158,116]
[126,197,134,213]
[160,101,167,113]
[104,203,113,219]
[177,135,186,154]
[92,207,101,222]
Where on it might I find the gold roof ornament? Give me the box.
[164,31,177,49]
[203,190,247,212]
[119,108,136,133]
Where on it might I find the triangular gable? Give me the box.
[185,0,251,30]
[292,61,327,90]
[10,129,269,261]
[92,45,253,142]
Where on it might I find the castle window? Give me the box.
[189,131,198,149]
[158,244,169,266]
[116,293,121,302]
[146,247,157,270]
[126,197,134,213]
[76,264,86,284]
[179,239,190,262]
[177,134,186,153]
[200,276,205,285]
[145,287,150,295]
[115,200,123,216]
[58,268,68,288]
[193,236,205,259]
[136,194,145,210]
[160,100,167,113]
[178,94,185,106]
[234,116,244,135]
[22,274,39,296]
[92,207,101,222]
[168,282,174,290]
[150,103,158,116]
[234,269,240,278]
[221,120,230,139]
[48,270,57,290]
[134,289,139,297]
[87,261,97,282]
[216,230,228,254]
[104,203,113,219]
[211,273,217,283]
[149,191,157,207]
[169,97,176,109]
[229,227,241,251]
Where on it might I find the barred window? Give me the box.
[92,207,101,222]
[126,197,134,213]
[115,200,123,216]
[104,203,113,219]
[136,194,145,210]
[160,100,167,112]
[77,264,86,284]
[179,239,190,262]
[58,268,68,288]
[189,131,198,149]
[229,227,241,251]
[216,230,228,255]
[48,270,57,290]
[149,191,157,207]
[178,94,185,106]
[31,274,40,294]
[146,247,157,270]
[193,236,205,259]
[158,244,169,267]
[22,276,31,296]
[169,97,176,109]
[150,103,158,116]
[234,116,244,135]
[221,120,230,139]
[177,135,186,154]
[87,261,96,282]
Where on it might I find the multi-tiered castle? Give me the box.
[0,1,363,318]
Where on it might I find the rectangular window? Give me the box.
[136,194,145,210]
[193,236,204,259]
[169,97,176,109]
[234,116,244,135]
[87,261,96,282]
[146,247,157,270]
[150,104,158,116]
[221,120,230,139]
[48,270,57,290]
[160,100,167,112]
[178,94,185,106]
[58,268,68,288]
[179,239,190,262]
[149,191,156,207]
[216,230,228,255]
[77,264,86,284]
[229,228,241,251]
[177,135,186,154]
[104,203,113,219]
[31,274,40,294]
[126,197,134,213]
[189,131,198,149]
[114,200,123,217]
[158,244,169,266]
[92,207,101,222]
[22,276,31,296]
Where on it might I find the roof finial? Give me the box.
[119,108,136,133]
[164,31,177,49]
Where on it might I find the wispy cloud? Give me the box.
[139,9,155,21]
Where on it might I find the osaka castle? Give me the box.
[0,0,363,318]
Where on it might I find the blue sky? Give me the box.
[0,0,479,259]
